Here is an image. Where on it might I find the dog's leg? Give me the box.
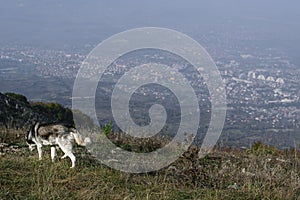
[61,154,69,159]
[51,146,56,162]
[64,145,76,168]
[61,154,67,159]
[37,144,42,160]
[68,153,76,168]
[57,140,76,168]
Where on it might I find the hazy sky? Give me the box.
[0,0,299,51]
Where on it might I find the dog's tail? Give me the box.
[71,129,91,146]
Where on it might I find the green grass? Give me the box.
[1,128,300,199]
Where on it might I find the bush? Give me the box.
[31,102,73,124]
[246,141,279,156]
[5,93,29,105]
[102,121,113,137]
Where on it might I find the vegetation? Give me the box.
[101,121,113,137]
[31,101,73,124]
[4,93,29,105]
[1,128,300,199]
[0,92,75,128]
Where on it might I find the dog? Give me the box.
[25,122,91,168]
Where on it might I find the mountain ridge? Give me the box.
[0,92,73,129]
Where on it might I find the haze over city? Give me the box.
[1,0,300,148]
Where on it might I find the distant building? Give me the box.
[276,78,285,84]
[266,76,275,82]
[257,75,266,81]
[248,71,256,79]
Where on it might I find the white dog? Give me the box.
[26,122,91,168]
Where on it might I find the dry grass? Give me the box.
[1,128,300,199]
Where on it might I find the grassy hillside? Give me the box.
[1,128,300,199]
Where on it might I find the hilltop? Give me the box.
[0,92,73,129]
[0,92,300,199]
[1,127,300,199]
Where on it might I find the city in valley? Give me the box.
[1,39,299,149]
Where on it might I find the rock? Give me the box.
[227,183,239,190]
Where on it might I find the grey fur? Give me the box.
[26,122,91,168]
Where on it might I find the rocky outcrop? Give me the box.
[0,92,68,129]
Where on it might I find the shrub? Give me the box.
[5,93,29,105]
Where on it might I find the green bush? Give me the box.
[102,121,113,137]
[31,102,73,124]
[247,141,279,156]
[5,93,29,105]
